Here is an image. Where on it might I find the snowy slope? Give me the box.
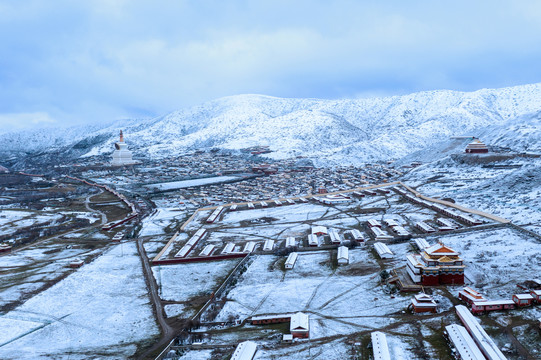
[1,83,540,164]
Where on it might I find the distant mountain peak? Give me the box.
[1,83,540,166]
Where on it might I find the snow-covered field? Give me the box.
[0,240,106,308]
[403,156,541,234]
[0,243,159,359]
[0,210,63,237]
[139,207,188,237]
[215,251,408,336]
[153,259,238,317]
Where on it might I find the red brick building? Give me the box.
[411,293,437,313]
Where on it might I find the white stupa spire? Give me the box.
[111,130,137,166]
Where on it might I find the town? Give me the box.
[0,133,540,360]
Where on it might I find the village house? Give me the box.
[367,219,382,228]
[413,238,430,251]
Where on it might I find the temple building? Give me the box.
[111,130,137,166]
[406,241,465,285]
[465,138,489,153]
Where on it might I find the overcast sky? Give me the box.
[1,0,541,133]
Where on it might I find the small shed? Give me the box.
[200,244,215,257]
[285,252,298,270]
[290,312,309,338]
[383,218,399,227]
[221,243,235,255]
[337,246,349,265]
[0,243,12,253]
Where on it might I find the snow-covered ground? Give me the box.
[139,207,188,237]
[215,252,408,336]
[3,83,540,166]
[0,210,63,237]
[0,243,159,359]
[0,240,106,309]
[153,259,238,317]
[403,156,541,234]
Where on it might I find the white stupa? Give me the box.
[111,130,137,166]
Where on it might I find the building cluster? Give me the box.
[458,286,541,314]
[80,150,402,209]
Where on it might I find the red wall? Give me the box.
[152,253,247,265]
[439,274,464,285]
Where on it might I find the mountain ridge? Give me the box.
[1,82,540,166]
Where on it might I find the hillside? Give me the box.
[1,83,540,166]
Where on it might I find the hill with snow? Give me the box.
[1,83,540,166]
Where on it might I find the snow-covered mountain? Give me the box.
[1,83,540,165]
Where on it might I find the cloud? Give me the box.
[0,0,541,130]
[0,112,57,134]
